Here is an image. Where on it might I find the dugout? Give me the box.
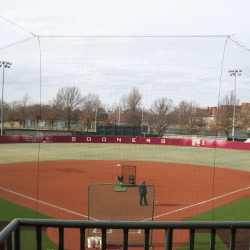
[88,183,155,247]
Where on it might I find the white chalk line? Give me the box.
[1,186,250,223]
[0,186,98,220]
[144,185,250,221]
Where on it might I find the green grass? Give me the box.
[0,198,67,250]
[177,234,228,250]
[0,143,250,171]
[20,231,64,250]
[177,197,250,249]
[0,198,54,220]
[184,197,250,222]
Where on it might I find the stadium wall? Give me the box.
[0,135,250,150]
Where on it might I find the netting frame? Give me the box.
[87,183,155,247]
[121,165,136,184]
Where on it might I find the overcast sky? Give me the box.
[1,0,250,38]
[0,0,250,109]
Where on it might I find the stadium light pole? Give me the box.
[0,61,12,136]
[228,69,242,142]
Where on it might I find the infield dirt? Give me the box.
[1,160,250,249]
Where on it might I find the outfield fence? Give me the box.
[0,135,250,151]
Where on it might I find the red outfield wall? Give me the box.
[0,135,250,150]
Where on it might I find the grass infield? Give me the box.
[0,143,249,171]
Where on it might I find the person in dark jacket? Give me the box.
[139,181,148,206]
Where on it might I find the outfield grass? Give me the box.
[177,197,250,249]
[0,198,68,250]
[0,143,249,171]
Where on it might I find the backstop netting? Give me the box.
[1,16,250,249]
[88,183,155,246]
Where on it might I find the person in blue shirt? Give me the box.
[139,181,148,206]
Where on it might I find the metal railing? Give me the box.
[1,219,250,250]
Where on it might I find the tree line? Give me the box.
[1,86,249,138]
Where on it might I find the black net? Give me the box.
[88,183,155,246]
[121,165,136,184]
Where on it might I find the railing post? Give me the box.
[36,226,42,250]
[229,228,236,250]
[123,229,128,250]
[101,228,107,250]
[14,227,20,250]
[165,228,173,250]
[189,229,195,250]
[144,229,150,250]
[209,229,216,250]
[59,227,64,250]
[80,227,85,250]
[0,242,4,250]
[12,231,15,250]
[7,235,12,250]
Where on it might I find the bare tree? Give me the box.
[43,102,61,130]
[95,106,109,126]
[81,93,101,132]
[0,100,9,127]
[18,94,30,128]
[121,87,142,126]
[29,104,42,129]
[100,104,120,126]
[209,91,240,139]
[175,101,205,135]
[55,87,83,131]
[149,97,174,134]
[5,101,19,128]
[237,103,250,130]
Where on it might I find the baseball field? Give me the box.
[1,142,250,249]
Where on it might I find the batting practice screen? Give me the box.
[88,183,155,246]
[121,165,136,184]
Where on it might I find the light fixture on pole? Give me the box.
[228,69,242,142]
[0,61,12,136]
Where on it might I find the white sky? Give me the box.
[0,0,250,109]
[1,0,250,38]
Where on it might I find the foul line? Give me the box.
[145,185,250,221]
[0,186,98,220]
[1,186,250,222]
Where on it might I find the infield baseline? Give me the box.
[1,186,249,222]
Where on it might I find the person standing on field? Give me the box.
[139,181,148,206]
